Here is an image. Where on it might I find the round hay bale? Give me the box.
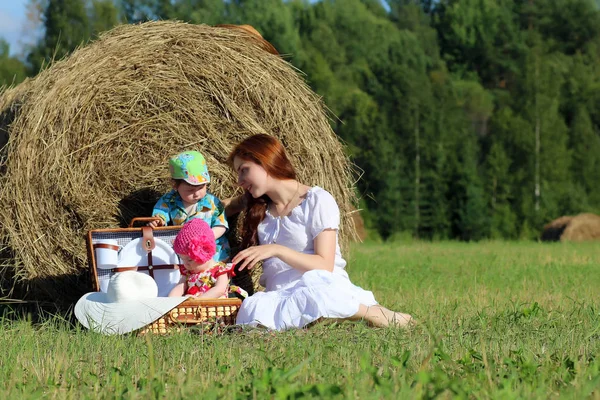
[0,80,35,298]
[0,79,33,169]
[0,21,358,303]
[540,215,573,242]
[560,213,600,242]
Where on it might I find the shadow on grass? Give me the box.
[0,300,77,328]
[0,267,88,326]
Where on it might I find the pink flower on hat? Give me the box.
[173,219,216,264]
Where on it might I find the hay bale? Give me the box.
[0,21,358,303]
[560,213,600,242]
[0,79,33,168]
[0,81,36,298]
[540,215,573,242]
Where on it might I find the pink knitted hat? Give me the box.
[173,219,216,264]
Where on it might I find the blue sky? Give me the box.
[0,0,29,56]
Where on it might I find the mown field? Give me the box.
[1,241,599,399]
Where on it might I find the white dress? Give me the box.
[235,186,378,330]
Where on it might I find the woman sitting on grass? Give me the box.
[224,134,413,330]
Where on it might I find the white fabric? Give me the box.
[75,272,187,335]
[236,187,378,330]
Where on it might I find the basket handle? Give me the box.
[128,217,163,228]
[168,307,206,324]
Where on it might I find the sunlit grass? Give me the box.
[1,241,599,399]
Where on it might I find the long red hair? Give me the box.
[227,134,296,249]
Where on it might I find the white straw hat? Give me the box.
[75,271,186,335]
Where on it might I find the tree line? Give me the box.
[2,0,600,240]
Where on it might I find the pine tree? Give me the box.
[450,128,488,240]
[27,0,90,74]
[484,141,517,238]
[569,107,600,210]
[225,0,300,58]
[172,0,226,25]
[90,0,122,37]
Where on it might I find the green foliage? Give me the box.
[0,40,27,87]
[90,0,122,37]
[569,107,600,210]
[226,0,301,58]
[171,0,226,25]
[27,0,91,74]
[121,0,173,22]
[3,0,600,240]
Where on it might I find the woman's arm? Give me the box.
[222,194,247,217]
[232,229,337,272]
[198,274,230,299]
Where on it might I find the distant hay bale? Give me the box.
[541,214,600,242]
[560,213,600,242]
[0,21,358,303]
[540,215,573,242]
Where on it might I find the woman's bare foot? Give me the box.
[354,305,414,328]
[390,312,415,327]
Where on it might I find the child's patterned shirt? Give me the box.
[152,190,230,261]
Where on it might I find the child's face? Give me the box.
[175,181,207,205]
[179,254,211,273]
[233,157,269,198]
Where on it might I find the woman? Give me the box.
[224,134,412,330]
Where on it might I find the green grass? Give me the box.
[1,241,600,399]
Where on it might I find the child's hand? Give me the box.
[147,219,163,228]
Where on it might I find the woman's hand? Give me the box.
[232,244,281,271]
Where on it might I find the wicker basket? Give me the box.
[86,218,245,335]
[139,298,242,335]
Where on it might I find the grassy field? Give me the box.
[1,241,599,399]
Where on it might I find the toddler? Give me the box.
[151,150,230,262]
[169,219,247,299]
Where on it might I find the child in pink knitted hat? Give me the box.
[169,219,247,299]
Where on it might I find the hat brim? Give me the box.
[75,292,187,335]
[183,178,209,186]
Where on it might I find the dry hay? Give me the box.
[540,215,573,242]
[0,79,34,166]
[560,213,600,242]
[540,214,600,242]
[0,21,358,303]
[350,209,367,241]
